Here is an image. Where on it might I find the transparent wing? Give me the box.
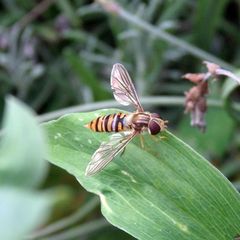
[85,131,138,176]
[111,63,144,112]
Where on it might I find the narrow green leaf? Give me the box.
[64,48,111,101]
[0,96,48,188]
[56,0,80,26]
[158,0,188,22]
[44,109,240,240]
[192,0,228,50]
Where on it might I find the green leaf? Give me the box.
[0,96,48,188]
[44,109,240,240]
[64,48,111,101]
[0,187,52,240]
[192,0,228,50]
[0,97,53,239]
[56,0,80,26]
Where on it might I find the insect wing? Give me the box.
[111,63,144,112]
[85,131,138,176]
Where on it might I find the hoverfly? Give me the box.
[85,63,167,176]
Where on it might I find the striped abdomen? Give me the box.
[85,113,128,132]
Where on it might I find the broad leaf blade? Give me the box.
[0,97,48,188]
[0,97,53,239]
[44,109,240,240]
[0,187,52,240]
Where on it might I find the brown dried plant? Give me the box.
[183,61,240,132]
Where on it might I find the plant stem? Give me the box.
[38,96,223,122]
[41,218,109,240]
[14,0,56,29]
[97,0,235,71]
[28,197,99,239]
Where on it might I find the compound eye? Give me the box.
[151,113,160,118]
[148,120,161,135]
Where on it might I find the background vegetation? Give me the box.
[0,0,240,239]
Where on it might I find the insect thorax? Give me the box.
[125,112,150,131]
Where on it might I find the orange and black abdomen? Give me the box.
[86,113,127,132]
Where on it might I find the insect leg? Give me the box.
[150,134,167,142]
[139,135,145,149]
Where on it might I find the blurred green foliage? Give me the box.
[0,97,52,240]
[0,0,240,239]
